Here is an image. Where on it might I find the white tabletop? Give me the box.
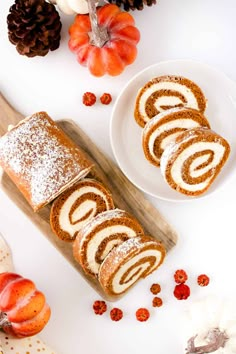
[1,1,236,353]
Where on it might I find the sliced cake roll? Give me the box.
[142,107,210,167]
[160,127,230,196]
[134,75,207,127]
[98,235,166,296]
[73,209,144,278]
[50,179,114,242]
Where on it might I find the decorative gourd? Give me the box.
[51,0,93,15]
[68,3,140,77]
[0,272,51,338]
[184,296,236,354]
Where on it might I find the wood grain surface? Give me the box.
[0,91,177,300]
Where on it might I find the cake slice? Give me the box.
[142,107,210,167]
[73,209,144,278]
[98,235,166,296]
[160,127,230,196]
[134,75,207,127]
[50,178,114,242]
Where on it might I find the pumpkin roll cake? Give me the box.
[73,209,144,278]
[98,235,166,296]
[134,75,207,127]
[160,127,230,196]
[50,178,114,242]
[0,112,93,211]
[142,107,210,167]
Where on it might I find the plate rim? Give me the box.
[109,58,236,202]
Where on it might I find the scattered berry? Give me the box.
[100,93,112,105]
[150,283,161,295]
[93,300,107,315]
[173,284,190,300]
[174,269,188,284]
[197,274,210,287]
[136,308,150,322]
[110,308,123,321]
[152,297,163,307]
[83,92,96,106]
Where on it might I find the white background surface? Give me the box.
[0,1,236,353]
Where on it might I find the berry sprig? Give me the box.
[152,297,163,307]
[174,283,190,300]
[197,274,210,287]
[93,300,107,315]
[100,93,112,105]
[92,271,210,321]
[82,92,112,106]
[174,269,188,284]
[110,308,123,321]
[173,269,210,300]
[150,283,161,295]
[82,92,96,106]
[136,308,150,322]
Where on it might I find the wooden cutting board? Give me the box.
[0,91,177,300]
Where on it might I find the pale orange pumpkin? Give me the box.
[68,4,140,77]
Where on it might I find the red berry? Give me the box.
[100,93,112,105]
[152,297,163,307]
[110,308,123,321]
[136,308,150,322]
[173,284,190,300]
[83,92,96,106]
[93,300,107,315]
[197,274,210,287]
[174,269,188,284]
[150,283,161,295]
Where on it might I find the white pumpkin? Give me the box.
[183,296,236,354]
[50,0,94,15]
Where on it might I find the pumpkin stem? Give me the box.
[0,312,10,328]
[87,0,109,47]
[186,328,229,354]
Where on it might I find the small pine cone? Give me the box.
[7,0,62,57]
[107,0,156,11]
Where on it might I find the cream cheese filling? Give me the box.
[170,142,225,192]
[139,82,199,122]
[111,248,162,294]
[87,226,137,275]
[59,186,110,235]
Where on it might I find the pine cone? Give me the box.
[7,0,62,57]
[107,0,156,11]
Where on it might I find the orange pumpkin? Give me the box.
[0,272,51,338]
[68,4,140,77]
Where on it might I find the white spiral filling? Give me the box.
[147,118,202,163]
[139,82,199,123]
[59,186,111,235]
[164,142,225,192]
[87,225,137,275]
[111,248,162,294]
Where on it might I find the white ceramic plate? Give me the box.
[110,59,236,201]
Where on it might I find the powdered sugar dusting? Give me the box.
[0,112,92,209]
[80,209,137,236]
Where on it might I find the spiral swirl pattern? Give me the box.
[160,127,230,196]
[98,235,166,296]
[73,209,144,278]
[142,107,210,167]
[134,75,207,127]
[50,179,114,241]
